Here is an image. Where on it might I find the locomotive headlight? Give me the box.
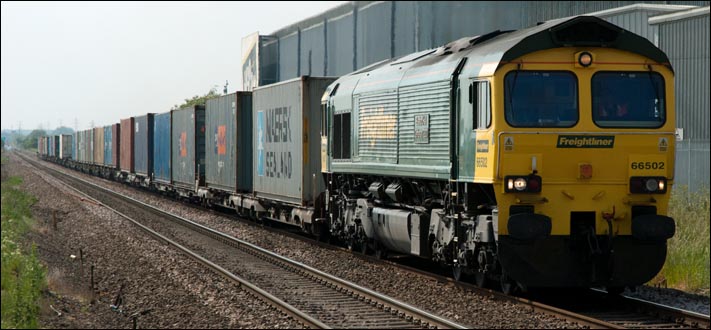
[630,177,667,194]
[645,178,659,192]
[505,175,543,193]
[578,52,593,67]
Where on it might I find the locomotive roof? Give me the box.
[461,15,672,75]
[348,15,671,78]
[333,15,672,98]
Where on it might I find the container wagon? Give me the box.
[199,92,253,206]
[93,126,105,166]
[153,110,172,190]
[171,105,205,196]
[120,117,135,175]
[59,134,73,161]
[133,114,154,185]
[248,76,336,233]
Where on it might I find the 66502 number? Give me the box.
[630,161,664,170]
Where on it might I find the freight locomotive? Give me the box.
[38,15,676,294]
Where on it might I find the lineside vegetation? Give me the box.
[653,185,710,294]
[1,154,46,329]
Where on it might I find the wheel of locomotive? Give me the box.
[375,242,388,259]
[347,237,357,252]
[452,264,465,282]
[500,272,518,295]
[474,271,488,288]
[322,233,332,244]
[359,240,369,255]
[606,286,625,296]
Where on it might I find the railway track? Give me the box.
[22,152,711,329]
[20,152,467,329]
[542,288,711,329]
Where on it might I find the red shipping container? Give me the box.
[120,117,134,173]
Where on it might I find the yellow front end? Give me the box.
[485,48,676,287]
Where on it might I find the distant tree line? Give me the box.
[172,87,221,110]
[12,126,74,151]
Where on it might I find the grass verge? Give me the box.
[653,185,710,294]
[1,173,46,329]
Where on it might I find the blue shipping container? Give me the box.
[133,114,154,176]
[153,111,172,183]
[104,125,113,166]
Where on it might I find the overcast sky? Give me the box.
[1,1,347,131]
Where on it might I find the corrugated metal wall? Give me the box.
[279,32,299,80]
[259,1,709,82]
[326,12,355,76]
[657,13,710,141]
[301,23,326,76]
[656,12,710,191]
[596,9,665,41]
[356,2,393,69]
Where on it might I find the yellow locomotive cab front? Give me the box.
[490,47,676,288]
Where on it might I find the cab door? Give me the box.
[458,79,491,181]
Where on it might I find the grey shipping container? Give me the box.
[75,133,82,162]
[72,133,77,160]
[134,114,154,176]
[252,76,336,205]
[78,129,93,164]
[94,126,105,165]
[104,125,113,166]
[153,111,172,184]
[120,117,134,172]
[172,105,205,189]
[59,134,73,160]
[205,92,253,192]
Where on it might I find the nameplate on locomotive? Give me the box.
[556,135,615,148]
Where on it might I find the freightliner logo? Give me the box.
[557,135,615,148]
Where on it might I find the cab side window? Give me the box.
[470,81,491,129]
